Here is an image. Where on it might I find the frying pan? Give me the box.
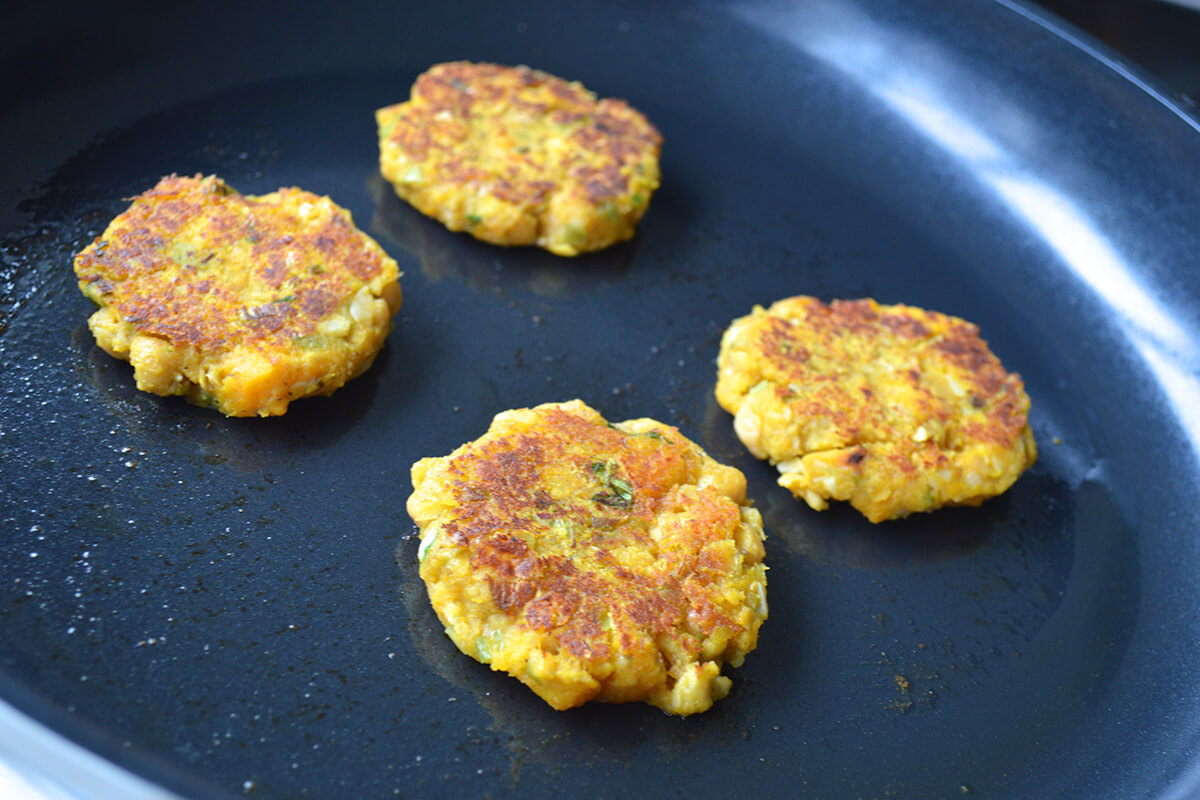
[3,0,1200,797]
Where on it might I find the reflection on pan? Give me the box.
[71,321,389,474]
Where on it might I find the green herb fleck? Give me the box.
[609,475,633,497]
[292,334,331,350]
[604,422,673,446]
[604,422,672,448]
[466,213,483,226]
[417,529,439,563]
[591,459,634,509]
[563,224,587,248]
[475,629,504,661]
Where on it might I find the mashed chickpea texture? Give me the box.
[407,400,767,715]
[73,174,402,417]
[716,296,1036,523]
[377,61,661,256]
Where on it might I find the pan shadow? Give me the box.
[392,533,763,788]
[696,389,1065,570]
[72,320,390,473]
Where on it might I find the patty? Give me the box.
[406,399,767,715]
[715,296,1036,523]
[376,61,662,257]
[73,174,402,417]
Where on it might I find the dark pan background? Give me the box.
[3,1,1200,798]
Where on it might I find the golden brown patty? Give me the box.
[376,61,661,257]
[715,296,1036,523]
[406,399,767,715]
[73,175,402,417]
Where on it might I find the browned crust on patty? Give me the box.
[73,174,402,416]
[75,175,395,351]
[408,400,767,714]
[755,298,1029,449]
[439,408,736,652]
[716,296,1036,522]
[376,62,662,256]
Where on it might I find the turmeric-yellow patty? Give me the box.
[73,174,402,417]
[716,296,1036,523]
[376,61,661,256]
[406,400,767,715]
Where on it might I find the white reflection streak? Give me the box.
[1138,342,1200,455]
[874,74,1191,356]
[798,17,1191,333]
[906,101,1200,452]
[988,176,1191,356]
[792,18,1200,453]
[881,84,1200,454]
[879,82,1004,163]
[878,85,1189,352]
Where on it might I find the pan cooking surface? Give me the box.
[2,1,1199,797]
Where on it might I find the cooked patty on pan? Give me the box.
[406,399,767,715]
[73,174,402,417]
[376,61,661,256]
[715,296,1036,523]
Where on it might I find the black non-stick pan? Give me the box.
[3,1,1200,797]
